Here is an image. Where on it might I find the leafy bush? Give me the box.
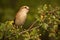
[0,4,60,40]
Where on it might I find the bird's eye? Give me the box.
[23,6,29,10]
[25,7,27,8]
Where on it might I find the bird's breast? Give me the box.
[15,13,27,26]
[15,9,29,26]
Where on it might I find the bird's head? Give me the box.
[22,6,29,10]
[19,6,29,13]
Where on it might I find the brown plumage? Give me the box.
[13,6,29,26]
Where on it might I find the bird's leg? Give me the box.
[16,26,19,29]
[20,25,24,31]
[13,24,19,29]
[20,25,23,28]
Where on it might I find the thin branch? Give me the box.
[19,26,40,35]
[28,20,38,29]
[19,19,39,35]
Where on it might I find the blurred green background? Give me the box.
[0,0,60,25]
[0,0,60,40]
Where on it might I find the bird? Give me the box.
[13,6,29,27]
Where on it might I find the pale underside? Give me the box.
[15,9,28,26]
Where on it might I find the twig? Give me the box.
[19,26,40,35]
[28,20,38,29]
[19,20,38,35]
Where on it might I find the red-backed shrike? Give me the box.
[14,6,29,26]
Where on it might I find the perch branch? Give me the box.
[19,26,40,35]
[28,20,38,29]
